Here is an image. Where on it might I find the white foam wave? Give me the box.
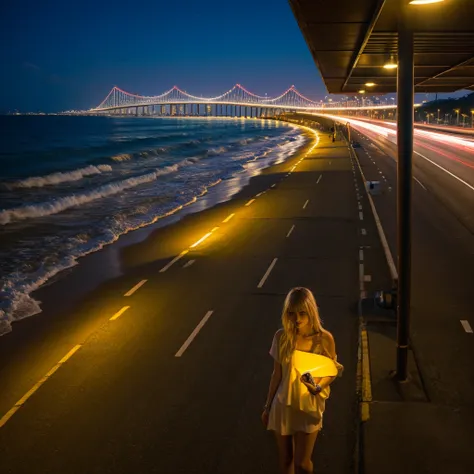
[6,165,112,189]
[0,165,179,225]
[0,178,225,335]
[111,153,132,162]
[207,146,228,156]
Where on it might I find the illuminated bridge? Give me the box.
[87,84,398,117]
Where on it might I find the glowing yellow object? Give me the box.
[294,351,338,378]
[190,232,212,248]
[365,82,376,87]
[410,0,444,4]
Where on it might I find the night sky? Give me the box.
[0,0,330,113]
[1,0,467,113]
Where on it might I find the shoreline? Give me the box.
[2,121,314,336]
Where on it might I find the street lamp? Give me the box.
[471,109,474,128]
[383,55,398,69]
[409,0,444,4]
[454,108,460,126]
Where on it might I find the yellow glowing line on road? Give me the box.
[124,279,147,297]
[245,198,256,206]
[159,249,189,272]
[0,343,83,429]
[58,344,82,363]
[222,213,235,223]
[361,330,372,402]
[190,232,213,248]
[361,402,370,422]
[109,306,131,321]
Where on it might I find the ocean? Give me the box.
[0,115,305,335]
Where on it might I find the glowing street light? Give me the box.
[365,82,376,87]
[454,108,461,126]
[383,55,397,69]
[409,0,444,4]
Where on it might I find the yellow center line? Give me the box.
[58,344,82,363]
[0,343,83,429]
[245,198,255,206]
[109,306,131,321]
[124,279,148,297]
[222,213,235,223]
[190,232,213,248]
[159,249,189,273]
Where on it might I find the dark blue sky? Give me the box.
[0,0,330,112]
[1,0,467,113]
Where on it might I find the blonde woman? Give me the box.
[262,287,342,474]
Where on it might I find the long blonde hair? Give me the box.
[279,287,330,362]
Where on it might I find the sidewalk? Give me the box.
[347,141,474,474]
[361,310,474,474]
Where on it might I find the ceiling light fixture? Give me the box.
[359,90,366,94]
[365,82,376,87]
[409,0,444,5]
[383,55,398,69]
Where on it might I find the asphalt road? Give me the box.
[0,132,360,474]
[349,124,474,410]
[345,116,474,233]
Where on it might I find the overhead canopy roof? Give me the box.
[289,0,474,94]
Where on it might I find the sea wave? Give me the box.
[207,146,228,156]
[4,164,112,189]
[0,165,180,225]
[0,178,224,335]
[111,153,133,162]
[0,120,307,335]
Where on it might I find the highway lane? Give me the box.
[339,116,474,233]
[0,133,360,473]
[349,126,474,409]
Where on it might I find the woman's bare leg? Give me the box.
[294,430,318,474]
[274,433,294,474]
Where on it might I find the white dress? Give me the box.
[267,331,341,436]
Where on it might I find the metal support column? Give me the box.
[395,3,414,382]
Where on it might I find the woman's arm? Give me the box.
[264,359,282,410]
[314,375,335,391]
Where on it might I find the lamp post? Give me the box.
[393,0,415,382]
[454,108,460,126]
[471,110,474,128]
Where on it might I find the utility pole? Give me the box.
[395,1,414,382]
